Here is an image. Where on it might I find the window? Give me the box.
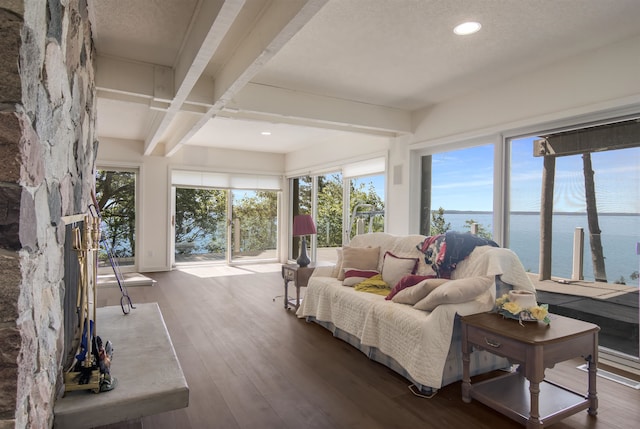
[421,144,494,239]
[289,158,386,264]
[508,118,640,361]
[172,170,281,265]
[291,175,312,261]
[508,124,640,284]
[95,168,137,269]
[348,174,385,238]
[316,172,343,262]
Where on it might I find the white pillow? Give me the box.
[381,251,418,288]
[337,246,380,280]
[331,247,344,278]
[391,278,449,305]
[413,276,493,311]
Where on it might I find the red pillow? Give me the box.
[343,269,380,286]
[385,274,436,300]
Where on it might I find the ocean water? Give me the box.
[445,212,640,285]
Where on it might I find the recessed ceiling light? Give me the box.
[261,131,271,136]
[453,21,481,36]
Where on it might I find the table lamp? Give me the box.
[292,214,316,267]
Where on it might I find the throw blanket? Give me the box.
[417,231,498,278]
[297,245,535,389]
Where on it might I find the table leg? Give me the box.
[527,379,542,429]
[295,285,300,310]
[461,324,471,403]
[586,352,598,416]
[283,279,290,309]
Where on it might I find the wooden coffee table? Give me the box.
[461,312,599,429]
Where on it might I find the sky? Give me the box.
[430,138,640,214]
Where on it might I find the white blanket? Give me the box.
[297,245,534,388]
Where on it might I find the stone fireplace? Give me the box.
[0,1,97,427]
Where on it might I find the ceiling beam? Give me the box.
[143,0,247,155]
[163,0,329,157]
[228,82,412,134]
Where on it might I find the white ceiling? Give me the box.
[88,0,640,156]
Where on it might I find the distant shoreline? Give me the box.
[441,210,639,217]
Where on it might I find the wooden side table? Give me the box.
[461,312,599,429]
[281,264,315,310]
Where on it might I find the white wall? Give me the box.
[411,35,640,145]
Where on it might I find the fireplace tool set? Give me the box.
[63,196,134,393]
[64,214,103,393]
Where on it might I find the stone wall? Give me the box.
[0,1,96,428]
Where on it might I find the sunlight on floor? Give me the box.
[177,263,282,278]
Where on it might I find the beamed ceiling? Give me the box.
[88,0,640,156]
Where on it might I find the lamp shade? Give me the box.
[292,214,316,236]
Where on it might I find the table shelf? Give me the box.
[470,372,590,427]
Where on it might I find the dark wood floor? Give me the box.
[97,264,640,429]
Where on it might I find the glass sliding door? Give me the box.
[289,162,386,264]
[291,176,312,261]
[95,168,137,270]
[230,190,278,262]
[174,187,227,264]
[316,172,343,263]
[174,187,279,264]
[348,174,385,238]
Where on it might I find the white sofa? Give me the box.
[297,232,537,394]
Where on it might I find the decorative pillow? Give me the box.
[413,275,493,312]
[354,274,390,296]
[381,251,419,288]
[331,247,344,278]
[391,278,449,305]
[337,246,380,280]
[343,269,380,286]
[385,274,436,300]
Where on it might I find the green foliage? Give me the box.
[232,191,278,253]
[613,276,626,285]
[95,170,136,258]
[463,219,493,240]
[313,174,385,246]
[316,174,343,247]
[174,188,227,254]
[430,207,451,235]
[174,189,278,256]
[430,208,493,240]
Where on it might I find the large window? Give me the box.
[417,122,639,364]
[174,188,227,263]
[508,118,639,361]
[509,126,640,284]
[290,158,385,264]
[421,144,494,238]
[172,170,281,265]
[95,168,137,269]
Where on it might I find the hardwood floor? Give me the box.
[97,264,640,429]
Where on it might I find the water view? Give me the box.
[445,212,640,285]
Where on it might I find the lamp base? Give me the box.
[297,236,310,267]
